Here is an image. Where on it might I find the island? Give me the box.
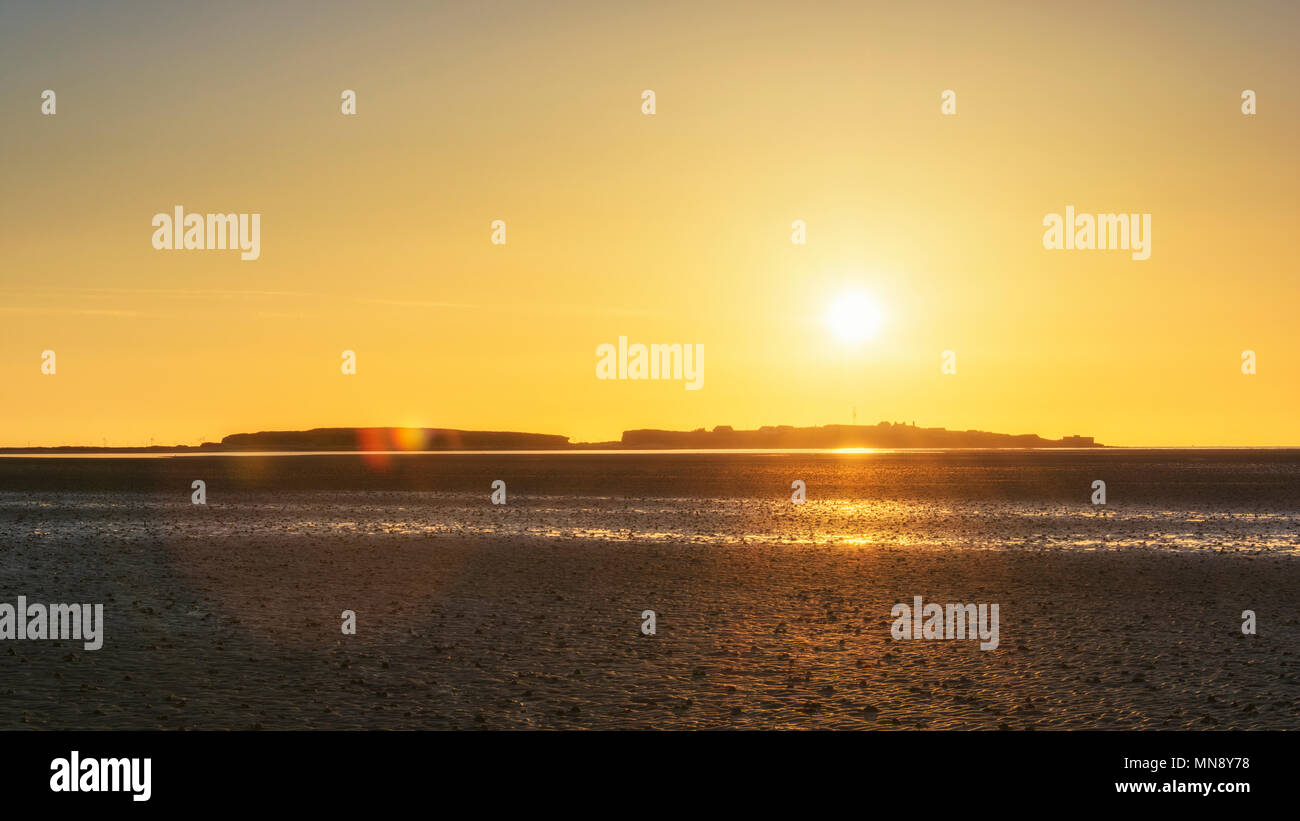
[0,421,1102,453]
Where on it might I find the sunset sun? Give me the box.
[827,291,884,344]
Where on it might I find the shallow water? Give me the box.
[1,450,1297,553]
[2,492,1297,553]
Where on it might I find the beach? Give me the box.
[0,451,1296,729]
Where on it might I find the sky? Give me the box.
[2,0,1298,446]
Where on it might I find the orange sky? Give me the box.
[2,1,1297,446]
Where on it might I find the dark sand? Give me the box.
[0,451,1296,730]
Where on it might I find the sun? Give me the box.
[826,291,884,343]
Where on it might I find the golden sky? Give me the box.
[2,1,1297,446]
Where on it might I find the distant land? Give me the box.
[0,422,1102,453]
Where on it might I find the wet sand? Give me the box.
[0,452,1296,730]
[2,529,1296,730]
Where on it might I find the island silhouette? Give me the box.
[1,422,1101,453]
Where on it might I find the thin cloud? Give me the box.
[0,306,142,317]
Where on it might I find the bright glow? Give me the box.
[827,292,884,343]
